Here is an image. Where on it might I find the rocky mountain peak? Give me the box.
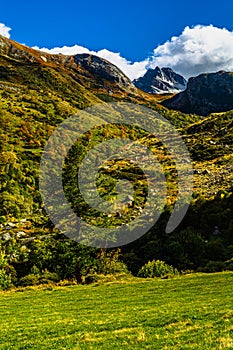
[133,67,187,94]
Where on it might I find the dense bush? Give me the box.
[165,227,205,270]
[0,248,13,290]
[200,261,224,273]
[39,271,60,284]
[95,249,129,275]
[223,258,233,271]
[19,274,40,286]
[138,260,178,278]
[0,269,12,290]
[19,270,60,286]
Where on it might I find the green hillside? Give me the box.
[0,35,233,288]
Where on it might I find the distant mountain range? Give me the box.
[133,66,233,116]
[133,67,187,94]
[1,33,232,117]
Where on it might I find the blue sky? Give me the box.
[1,0,233,79]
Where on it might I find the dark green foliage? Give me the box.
[95,249,129,275]
[138,259,178,278]
[0,269,12,290]
[223,258,233,271]
[19,274,40,286]
[0,245,14,289]
[19,270,60,286]
[201,261,224,273]
[165,227,205,269]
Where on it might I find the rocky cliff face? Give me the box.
[74,54,133,88]
[162,71,233,116]
[133,67,187,94]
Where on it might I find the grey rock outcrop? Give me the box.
[133,67,187,94]
[74,54,134,89]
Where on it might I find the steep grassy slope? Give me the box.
[0,37,233,215]
[0,35,185,222]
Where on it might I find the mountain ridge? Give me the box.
[0,34,136,95]
[162,70,233,115]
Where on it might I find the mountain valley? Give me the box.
[0,34,233,287]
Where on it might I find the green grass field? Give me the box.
[0,273,233,349]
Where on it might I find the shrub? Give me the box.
[138,260,178,278]
[39,270,60,284]
[201,261,224,273]
[5,265,17,285]
[19,274,40,286]
[223,258,233,271]
[57,279,77,286]
[82,273,100,284]
[19,270,60,286]
[205,239,226,261]
[0,269,12,290]
[181,269,195,275]
[31,265,40,276]
[96,249,129,275]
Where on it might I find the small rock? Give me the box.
[22,237,36,243]
[2,233,11,241]
[126,195,134,202]
[16,231,26,238]
[20,219,28,223]
[6,222,17,228]
[41,56,47,62]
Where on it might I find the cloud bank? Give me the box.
[150,25,233,78]
[34,25,233,80]
[0,23,11,38]
[1,22,233,80]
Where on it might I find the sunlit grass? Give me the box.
[0,272,232,349]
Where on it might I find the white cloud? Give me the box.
[94,49,148,80]
[33,44,92,56]
[33,44,148,80]
[0,23,11,38]
[149,25,233,78]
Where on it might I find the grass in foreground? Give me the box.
[0,273,233,349]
